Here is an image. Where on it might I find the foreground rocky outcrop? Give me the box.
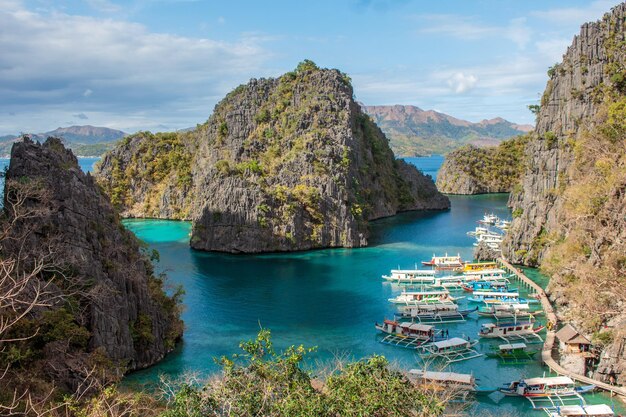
[502,3,626,384]
[97,61,450,253]
[1,138,183,393]
[435,136,528,194]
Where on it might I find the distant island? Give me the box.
[0,110,531,159]
[363,105,532,157]
[0,125,126,157]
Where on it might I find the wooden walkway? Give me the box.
[498,258,626,398]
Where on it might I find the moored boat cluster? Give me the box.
[375,254,616,415]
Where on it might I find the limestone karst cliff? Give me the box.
[97,61,450,253]
[435,136,528,194]
[501,3,626,384]
[1,138,183,393]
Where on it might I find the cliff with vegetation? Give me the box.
[0,138,183,399]
[502,3,626,384]
[363,105,532,156]
[435,135,529,194]
[97,61,450,253]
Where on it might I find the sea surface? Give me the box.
[119,156,623,416]
[0,155,621,415]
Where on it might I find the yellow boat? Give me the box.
[463,261,498,272]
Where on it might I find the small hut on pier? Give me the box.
[556,324,591,353]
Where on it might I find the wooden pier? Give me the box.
[498,258,626,398]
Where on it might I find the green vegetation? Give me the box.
[160,329,445,417]
[437,134,530,193]
[365,107,531,157]
[97,130,197,218]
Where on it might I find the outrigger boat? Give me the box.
[467,226,490,237]
[409,369,497,395]
[463,261,498,272]
[499,376,595,401]
[462,280,513,293]
[431,275,468,290]
[548,404,614,417]
[382,269,436,284]
[479,321,544,343]
[477,303,543,317]
[421,253,464,271]
[463,269,509,281]
[468,290,523,304]
[374,320,442,349]
[501,376,596,410]
[478,213,499,225]
[418,337,482,364]
[396,303,477,324]
[485,342,539,363]
[388,290,460,305]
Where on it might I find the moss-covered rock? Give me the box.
[96,62,449,253]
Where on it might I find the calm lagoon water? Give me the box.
[120,156,624,416]
[0,155,620,414]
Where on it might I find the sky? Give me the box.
[0,0,621,135]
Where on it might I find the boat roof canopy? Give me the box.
[556,404,614,416]
[523,376,574,386]
[406,323,433,331]
[391,269,436,275]
[499,343,527,350]
[409,370,473,385]
[432,337,468,349]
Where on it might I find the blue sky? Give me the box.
[0,0,620,134]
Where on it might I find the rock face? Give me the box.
[363,104,532,156]
[502,3,626,265]
[473,242,500,262]
[436,137,528,195]
[2,138,183,390]
[501,3,626,384]
[97,62,450,253]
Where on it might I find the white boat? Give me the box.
[418,337,482,364]
[408,370,497,395]
[499,376,595,398]
[548,404,614,416]
[495,219,511,230]
[467,226,489,237]
[478,213,499,225]
[375,320,442,349]
[468,290,521,304]
[382,269,436,284]
[479,321,544,343]
[421,253,464,271]
[396,303,476,323]
[432,275,467,289]
[389,290,459,305]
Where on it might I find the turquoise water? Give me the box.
[0,153,620,414]
[120,157,623,415]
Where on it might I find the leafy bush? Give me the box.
[160,330,444,417]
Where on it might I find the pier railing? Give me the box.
[498,258,626,398]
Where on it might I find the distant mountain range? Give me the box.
[363,105,533,156]
[0,125,126,157]
[0,108,532,158]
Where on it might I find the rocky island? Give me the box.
[96,61,450,253]
[0,138,183,396]
[435,135,528,194]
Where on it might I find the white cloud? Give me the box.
[531,0,617,26]
[0,3,273,133]
[447,72,478,94]
[416,14,533,50]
